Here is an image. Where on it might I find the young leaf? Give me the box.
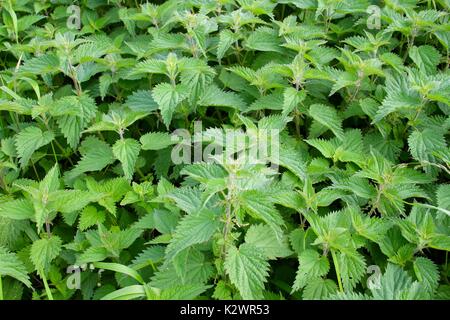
[113,138,141,180]
[152,83,188,128]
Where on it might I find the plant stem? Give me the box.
[50,141,58,162]
[41,272,54,300]
[45,220,51,238]
[0,275,3,300]
[331,249,343,292]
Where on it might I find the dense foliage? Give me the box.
[0,0,449,301]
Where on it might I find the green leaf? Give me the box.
[224,243,270,300]
[126,90,158,112]
[245,27,283,53]
[85,177,131,216]
[408,129,446,173]
[56,94,97,148]
[198,85,246,111]
[245,224,293,260]
[413,257,439,292]
[77,247,109,265]
[437,185,450,211]
[15,126,54,167]
[302,278,337,300]
[78,206,106,231]
[0,198,34,220]
[0,246,31,287]
[92,262,144,284]
[30,236,62,275]
[339,251,366,292]
[373,73,422,122]
[217,30,239,61]
[308,104,344,140]
[409,45,441,75]
[239,190,285,238]
[100,285,146,300]
[152,83,188,128]
[66,136,115,181]
[49,190,100,213]
[113,138,141,180]
[159,284,211,300]
[151,249,214,289]
[40,163,60,193]
[140,132,176,150]
[165,209,221,260]
[371,264,413,300]
[283,87,306,117]
[163,187,202,214]
[21,54,60,74]
[292,249,330,292]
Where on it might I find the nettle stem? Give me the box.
[0,275,3,300]
[331,249,344,292]
[221,171,237,259]
[41,271,54,300]
[45,220,52,238]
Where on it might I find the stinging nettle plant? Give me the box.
[0,0,449,301]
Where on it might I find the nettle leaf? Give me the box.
[370,263,432,300]
[85,177,132,216]
[282,87,306,117]
[180,163,228,184]
[78,205,106,231]
[244,27,283,53]
[165,209,221,261]
[151,249,214,289]
[125,90,158,112]
[140,132,176,150]
[338,251,366,292]
[224,243,270,300]
[65,136,115,181]
[56,93,97,148]
[217,30,240,61]
[239,190,285,238]
[21,54,60,75]
[245,224,293,260]
[15,126,54,167]
[113,138,141,180]
[409,45,441,75]
[308,104,344,140]
[437,185,450,212]
[413,257,439,292]
[302,279,337,300]
[292,249,330,293]
[373,73,422,122]
[0,246,31,287]
[198,85,247,111]
[408,128,447,173]
[162,187,203,214]
[30,236,62,275]
[152,83,188,128]
[49,190,100,213]
[0,198,34,220]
